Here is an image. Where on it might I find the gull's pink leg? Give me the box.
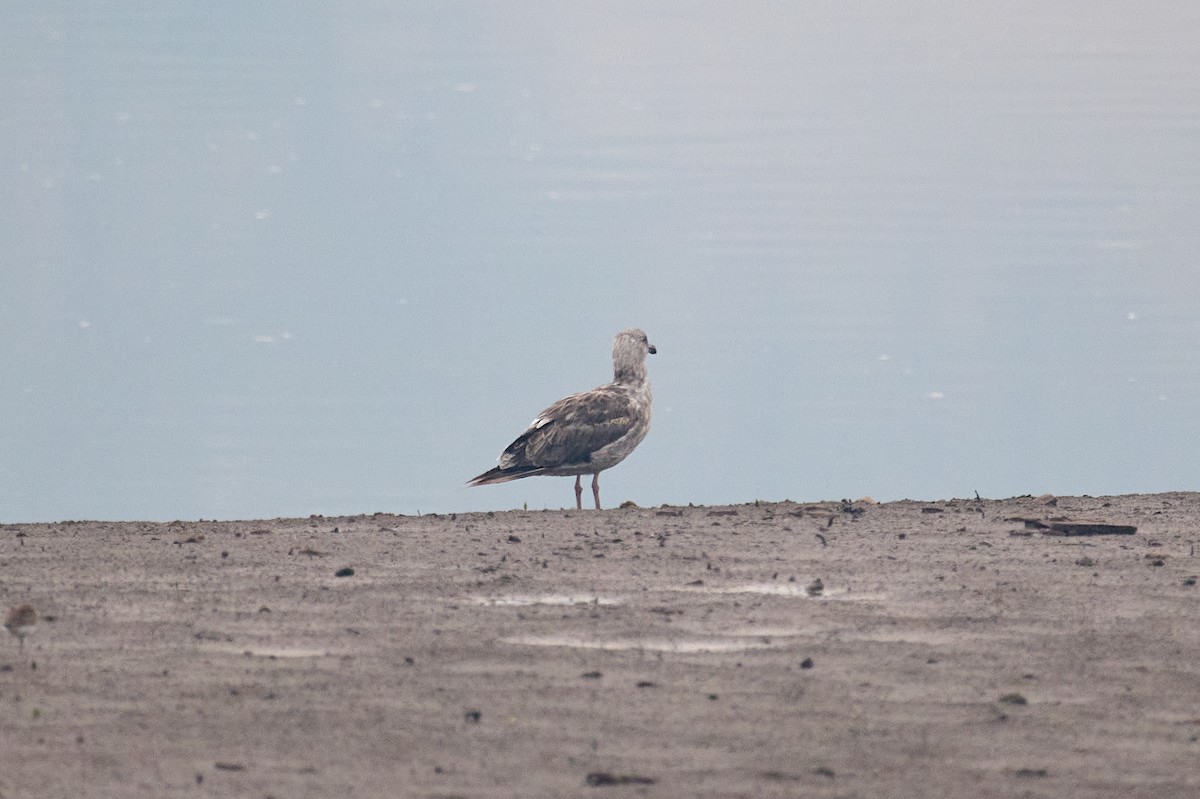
[592,473,601,510]
[574,475,583,510]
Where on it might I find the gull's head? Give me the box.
[614,328,655,359]
[612,328,655,383]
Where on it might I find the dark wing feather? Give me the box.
[468,386,639,485]
[506,387,635,470]
[522,387,636,468]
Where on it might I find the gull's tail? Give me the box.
[467,465,542,486]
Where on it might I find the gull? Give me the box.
[469,328,656,510]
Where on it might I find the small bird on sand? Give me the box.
[4,604,37,652]
[469,328,656,510]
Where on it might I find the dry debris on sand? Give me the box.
[2,493,1200,798]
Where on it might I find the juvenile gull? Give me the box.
[469,328,656,510]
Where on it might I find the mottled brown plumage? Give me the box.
[469,329,656,509]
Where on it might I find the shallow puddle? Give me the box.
[676,582,880,600]
[502,634,787,653]
[207,644,328,658]
[468,594,621,607]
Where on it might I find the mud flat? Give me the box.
[2,493,1199,798]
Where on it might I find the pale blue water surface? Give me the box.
[3,2,1199,521]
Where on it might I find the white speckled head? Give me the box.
[612,328,655,384]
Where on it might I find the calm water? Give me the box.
[3,3,1199,521]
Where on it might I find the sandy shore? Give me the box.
[2,493,1199,798]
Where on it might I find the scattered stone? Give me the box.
[1042,521,1136,537]
[998,693,1028,705]
[806,578,824,597]
[921,507,944,514]
[1015,767,1048,778]
[800,657,814,669]
[759,770,803,782]
[585,772,655,786]
[1075,556,1096,567]
[581,671,602,679]
[839,501,865,516]
[214,762,245,771]
[334,567,355,577]
[463,709,481,723]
